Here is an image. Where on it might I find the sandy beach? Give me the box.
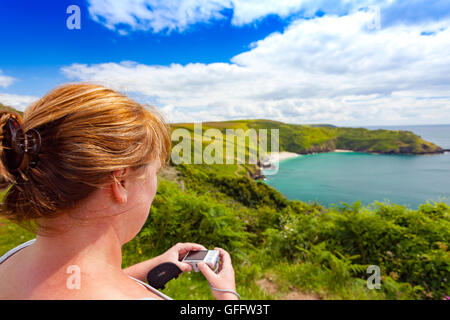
[277,151,301,161]
[334,149,355,153]
[263,151,301,162]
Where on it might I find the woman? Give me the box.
[0,83,238,300]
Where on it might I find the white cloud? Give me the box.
[0,70,15,88]
[87,0,229,33]
[0,93,38,111]
[87,0,450,34]
[87,0,389,33]
[62,11,450,125]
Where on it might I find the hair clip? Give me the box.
[2,117,42,171]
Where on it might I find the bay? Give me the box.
[264,125,450,209]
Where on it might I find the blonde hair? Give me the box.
[0,83,171,226]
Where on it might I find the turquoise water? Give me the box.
[264,125,450,209]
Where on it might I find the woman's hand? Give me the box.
[197,247,238,300]
[156,242,207,272]
[123,242,206,282]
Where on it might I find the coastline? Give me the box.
[254,152,301,180]
[252,147,446,181]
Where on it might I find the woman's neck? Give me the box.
[32,218,124,276]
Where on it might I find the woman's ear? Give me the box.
[111,169,128,204]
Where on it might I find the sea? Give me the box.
[263,125,450,209]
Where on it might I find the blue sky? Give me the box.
[0,1,287,95]
[1,0,450,125]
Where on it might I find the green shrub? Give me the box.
[1,160,448,300]
[122,179,250,267]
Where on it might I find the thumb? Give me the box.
[198,262,216,282]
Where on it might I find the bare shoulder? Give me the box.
[0,245,34,299]
[0,249,162,300]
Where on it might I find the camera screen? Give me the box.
[185,251,208,260]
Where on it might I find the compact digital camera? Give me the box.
[182,250,220,273]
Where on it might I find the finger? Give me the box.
[215,247,231,263]
[175,261,193,273]
[178,243,208,259]
[215,248,232,271]
[181,243,207,251]
[197,262,217,282]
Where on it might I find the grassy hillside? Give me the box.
[1,163,448,300]
[4,165,448,300]
[0,103,443,155]
[172,119,443,155]
[130,163,448,300]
